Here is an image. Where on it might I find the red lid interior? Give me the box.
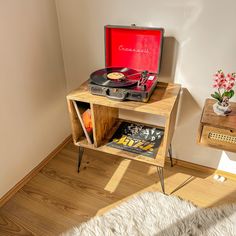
[105,26,164,74]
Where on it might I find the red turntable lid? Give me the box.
[105,25,164,74]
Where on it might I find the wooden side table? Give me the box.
[198,99,236,152]
[67,81,181,193]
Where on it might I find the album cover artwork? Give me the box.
[107,121,164,158]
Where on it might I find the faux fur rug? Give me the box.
[63,192,236,236]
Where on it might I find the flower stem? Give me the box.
[218,88,221,97]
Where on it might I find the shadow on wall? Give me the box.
[177,88,200,126]
[159,36,179,83]
[173,88,222,168]
[163,32,236,171]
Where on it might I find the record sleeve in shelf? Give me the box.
[107,121,164,158]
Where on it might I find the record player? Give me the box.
[89,25,164,102]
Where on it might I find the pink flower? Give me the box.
[212,70,235,103]
[213,71,224,79]
[220,73,225,78]
[226,86,233,91]
[222,78,235,91]
[212,70,235,91]
[213,77,226,89]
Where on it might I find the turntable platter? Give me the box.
[90,67,140,88]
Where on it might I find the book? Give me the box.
[107,121,164,158]
[72,101,93,144]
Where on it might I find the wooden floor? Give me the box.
[1,142,236,235]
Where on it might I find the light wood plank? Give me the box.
[0,136,72,208]
[91,104,119,147]
[201,99,236,130]
[198,99,236,152]
[75,137,166,167]
[161,93,180,158]
[67,81,181,117]
[0,212,33,236]
[1,141,236,235]
[200,125,236,152]
[67,99,84,143]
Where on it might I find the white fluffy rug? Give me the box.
[63,192,236,236]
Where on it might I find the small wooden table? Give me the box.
[67,81,181,193]
[198,99,236,152]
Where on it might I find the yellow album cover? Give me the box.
[107,121,164,158]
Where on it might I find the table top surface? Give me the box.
[67,80,181,117]
[201,99,236,130]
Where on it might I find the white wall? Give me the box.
[56,0,236,173]
[0,0,70,198]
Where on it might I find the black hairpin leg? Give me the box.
[168,143,173,167]
[157,166,165,194]
[78,146,84,172]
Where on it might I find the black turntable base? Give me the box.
[88,67,158,102]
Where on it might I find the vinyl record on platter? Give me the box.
[90,67,140,87]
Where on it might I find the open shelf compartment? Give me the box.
[67,100,93,144]
[71,102,166,167]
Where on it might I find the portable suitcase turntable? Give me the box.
[89,25,164,102]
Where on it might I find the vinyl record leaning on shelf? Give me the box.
[90,67,140,88]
